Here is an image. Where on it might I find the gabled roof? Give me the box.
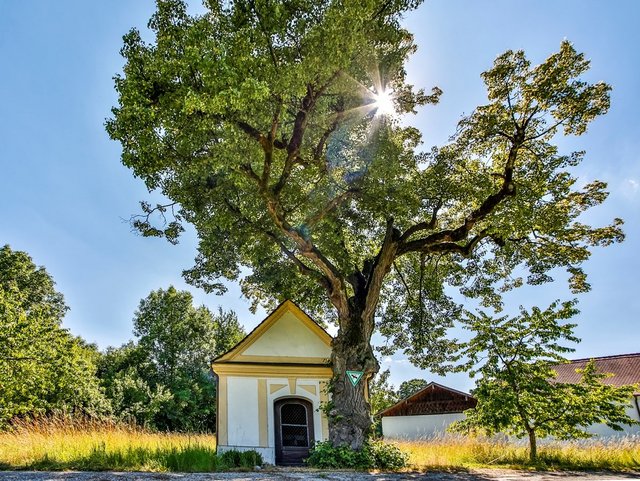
[379,381,476,417]
[212,299,332,365]
[552,353,640,395]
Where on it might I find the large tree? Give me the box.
[107,0,622,447]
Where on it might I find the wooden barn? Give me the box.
[211,300,332,465]
[380,382,476,440]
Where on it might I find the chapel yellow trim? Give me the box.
[300,384,317,396]
[269,383,288,394]
[235,354,331,363]
[217,376,228,445]
[213,364,332,378]
[319,380,330,440]
[258,379,268,447]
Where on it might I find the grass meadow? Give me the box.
[0,417,219,472]
[397,435,640,471]
[1,417,639,472]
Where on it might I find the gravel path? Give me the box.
[0,470,638,481]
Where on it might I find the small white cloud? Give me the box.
[619,177,639,200]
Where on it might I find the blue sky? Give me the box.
[1,1,638,392]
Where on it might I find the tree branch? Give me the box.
[362,218,401,334]
[400,200,443,242]
[398,136,522,256]
[305,187,360,228]
[274,70,341,194]
[262,193,349,316]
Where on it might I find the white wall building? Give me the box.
[212,300,333,465]
[380,382,476,440]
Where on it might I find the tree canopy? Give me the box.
[0,245,109,426]
[108,0,622,447]
[98,286,245,430]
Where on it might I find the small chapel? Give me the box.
[211,300,333,465]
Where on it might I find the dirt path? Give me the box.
[0,470,638,481]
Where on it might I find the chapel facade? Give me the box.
[212,300,332,465]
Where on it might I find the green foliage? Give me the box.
[368,369,398,435]
[397,378,428,400]
[306,440,408,470]
[0,245,110,427]
[97,286,245,431]
[23,443,220,472]
[450,301,639,462]
[369,369,399,414]
[219,449,263,469]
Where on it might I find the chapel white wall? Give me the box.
[222,376,329,465]
[227,377,259,447]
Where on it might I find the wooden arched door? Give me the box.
[274,398,314,465]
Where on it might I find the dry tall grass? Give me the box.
[0,416,218,471]
[396,434,640,471]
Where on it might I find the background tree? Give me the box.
[0,245,109,427]
[108,0,622,447]
[98,286,245,430]
[368,368,399,436]
[451,301,638,462]
[397,378,428,400]
[97,342,172,427]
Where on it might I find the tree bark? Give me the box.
[328,302,379,449]
[527,428,537,463]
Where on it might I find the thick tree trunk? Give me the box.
[527,428,537,463]
[328,304,379,449]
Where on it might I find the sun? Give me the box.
[373,89,395,117]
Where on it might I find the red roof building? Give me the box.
[552,352,640,395]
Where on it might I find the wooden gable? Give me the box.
[213,300,332,365]
[379,382,477,417]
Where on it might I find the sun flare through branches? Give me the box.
[372,89,395,117]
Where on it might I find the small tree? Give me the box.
[451,301,638,463]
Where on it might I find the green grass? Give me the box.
[396,435,640,471]
[0,416,220,472]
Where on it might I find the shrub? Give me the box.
[306,440,408,470]
[219,449,263,469]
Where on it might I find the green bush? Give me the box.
[219,449,263,469]
[306,440,408,470]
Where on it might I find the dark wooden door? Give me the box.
[274,398,314,465]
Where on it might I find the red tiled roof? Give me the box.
[552,353,640,394]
